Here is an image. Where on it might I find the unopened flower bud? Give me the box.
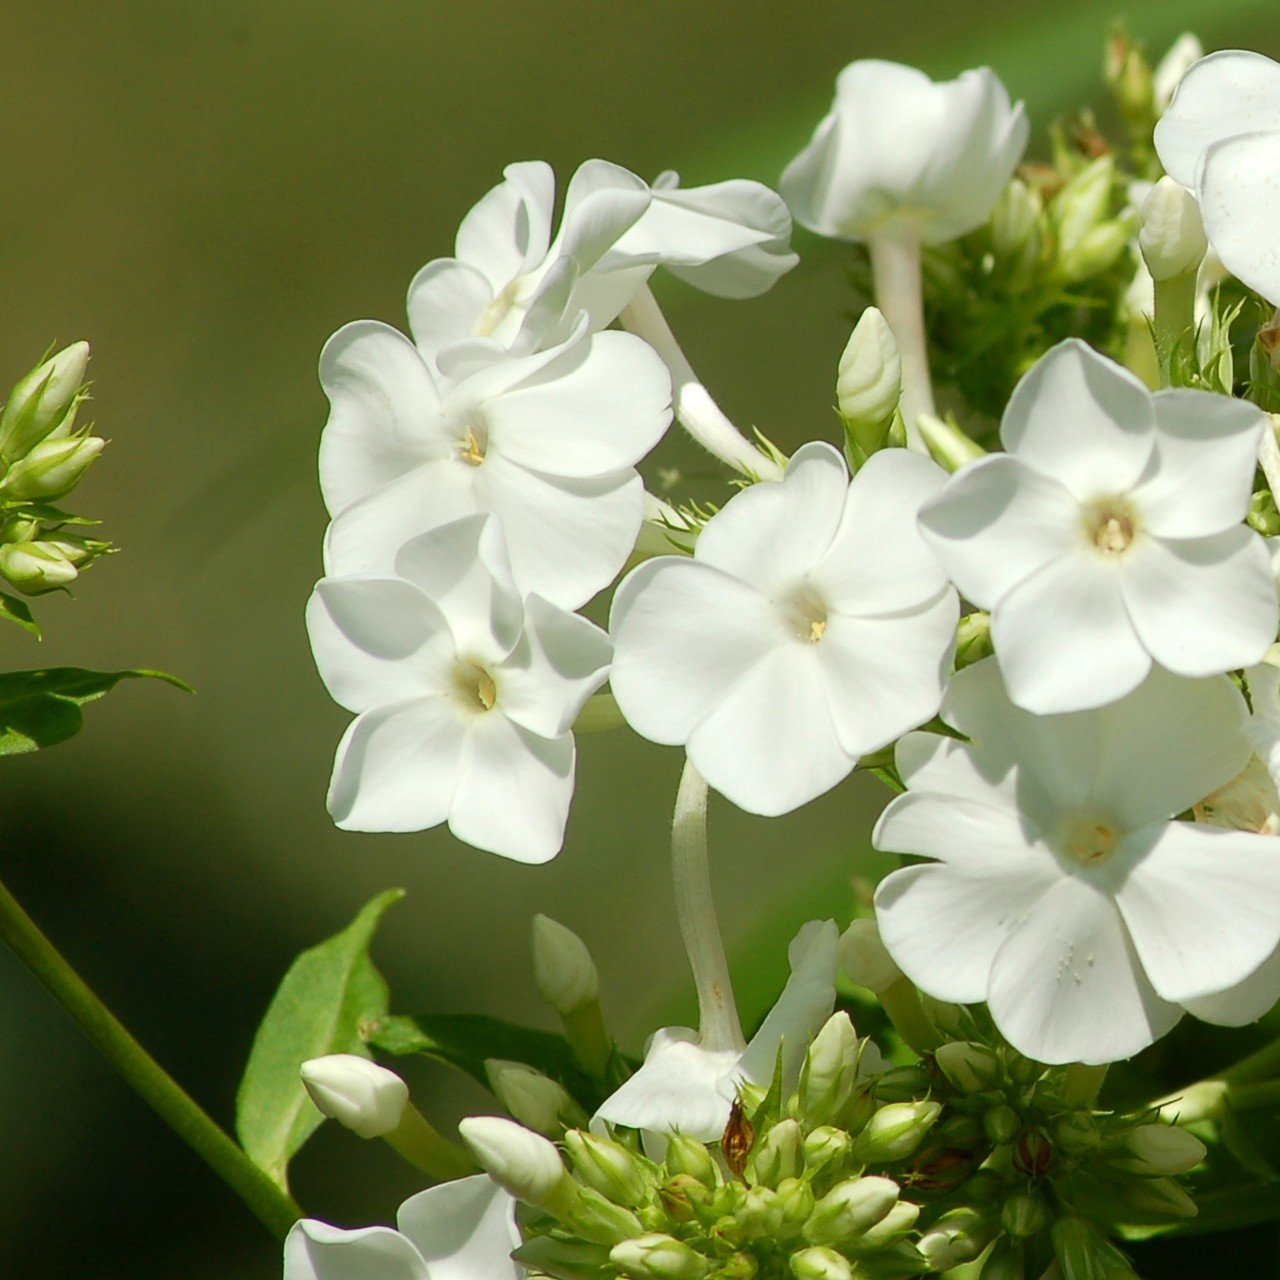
[955,611,994,668]
[918,1208,992,1270]
[1106,33,1155,130]
[299,1053,408,1139]
[0,342,89,461]
[790,1247,853,1280]
[1012,1127,1053,1178]
[665,1133,718,1187]
[0,434,104,501]
[740,1185,785,1239]
[458,1115,568,1208]
[837,308,901,457]
[1055,156,1115,251]
[1001,1190,1048,1239]
[564,1130,650,1206]
[610,1233,709,1280]
[0,541,78,594]
[1061,222,1130,284]
[934,1042,1000,1094]
[856,1199,920,1249]
[990,178,1042,261]
[1052,1216,1134,1280]
[983,1103,1021,1145]
[837,920,901,994]
[803,1125,853,1178]
[801,1013,860,1123]
[803,1176,899,1245]
[486,1059,585,1136]
[565,1185,646,1245]
[1115,1175,1198,1220]
[749,1117,803,1186]
[1154,34,1203,114]
[851,1100,941,1164]
[1116,1123,1206,1175]
[718,1253,758,1280]
[1139,178,1206,282]
[531,914,600,1015]
[776,1177,815,1225]
[1052,1112,1101,1155]
[981,1238,1026,1280]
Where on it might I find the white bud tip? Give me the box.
[837,307,902,426]
[299,1053,408,1139]
[1139,177,1207,282]
[458,1114,566,1205]
[531,913,599,1015]
[485,1058,573,1135]
[838,919,902,994]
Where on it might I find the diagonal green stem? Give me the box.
[0,873,302,1240]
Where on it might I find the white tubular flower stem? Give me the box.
[868,227,933,454]
[1260,417,1280,503]
[620,285,784,481]
[672,757,745,1054]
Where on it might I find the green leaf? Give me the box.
[0,592,40,638]
[236,889,403,1191]
[0,667,190,755]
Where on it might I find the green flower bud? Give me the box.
[837,307,901,462]
[665,1133,718,1187]
[1012,1128,1053,1178]
[934,1042,1001,1094]
[918,1208,992,1270]
[803,1176,899,1245]
[955,612,993,668]
[564,1185,647,1246]
[609,1234,709,1280]
[0,342,89,461]
[564,1130,651,1206]
[1115,1123,1206,1176]
[916,414,987,473]
[1054,156,1115,252]
[0,434,104,501]
[1052,1112,1101,1155]
[740,1185,785,1240]
[1001,1190,1048,1239]
[659,1173,712,1223]
[801,1013,861,1124]
[0,540,78,594]
[855,1199,920,1250]
[487,1060,587,1137]
[776,1177,816,1226]
[803,1126,853,1178]
[1060,222,1130,284]
[531,914,600,1015]
[1114,1175,1198,1220]
[514,1235,612,1279]
[458,1116,568,1208]
[983,1103,1021,1146]
[1139,177,1207,282]
[981,1238,1026,1280]
[837,920,901,994]
[790,1247,853,1280]
[990,179,1042,263]
[1052,1217,1136,1280]
[1106,33,1155,132]
[719,1254,759,1280]
[851,1101,941,1164]
[748,1117,803,1187]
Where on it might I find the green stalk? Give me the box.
[1152,270,1197,387]
[0,874,301,1240]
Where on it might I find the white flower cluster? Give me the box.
[309,42,1280,1078]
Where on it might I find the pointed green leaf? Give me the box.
[0,592,40,638]
[236,889,403,1190]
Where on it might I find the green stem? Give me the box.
[1152,270,1197,387]
[1063,1063,1108,1108]
[0,874,301,1240]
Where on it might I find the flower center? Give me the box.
[1061,817,1119,866]
[781,588,829,644]
[453,661,498,713]
[1082,498,1137,555]
[458,417,488,467]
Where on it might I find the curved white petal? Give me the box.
[1114,821,1280,1001]
[327,698,466,833]
[456,161,555,290]
[285,1220,429,1280]
[307,578,455,713]
[875,861,1056,1004]
[986,876,1182,1065]
[406,260,496,366]
[992,551,1152,714]
[594,1027,739,1142]
[999,340,1155,500]
[694,442,847,595]
[318,321,447,516]
[917,454,1080,608]
[815,448,952,615]
[894,730,1019,811]
[1198,130,1280,306]
[1184,945,1280,1026]
[609,558,786,745]
[1154,49,1280,187]
[397,1175,521,1280]
[687,643,851,816]
[1120,527,1277,677]
[738,920,839,1088]
[1132,390,1265,538]
[450,714,573,863]
[552,161,651,270]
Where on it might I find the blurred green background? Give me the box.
[1,2,1279,1276]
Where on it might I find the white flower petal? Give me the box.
[456,161,555,290]
[894,730,1019,811]
[917,454,1080,608]
[609,558,786,745]
[594,1027,739,1142]
[552,160,651,271]
[1184,945,1280,1027]
[1154,49,1280,187]
[816,591,957,757]
[738,920,839,1088]
[397,1175,521,1280]
[285,1220,429,1280]
[694,442,847,595]
[406,260,496,365]
[1114,821,1280,1001]
[814,448,952,615]
[999,340,1155,499]
[318,321,447,516]
[307,578,455,713]
[874,861,1055,1004]
[1198,130,1280,306]
[992,552,1152,714]
[986,876,1182,1064]
[327,698,466,834]
[1120,527,1277,677]
[1132,389,1265,537]
[451,714,573,863]
[687,644,851,816]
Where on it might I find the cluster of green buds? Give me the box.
[0,342,109,601]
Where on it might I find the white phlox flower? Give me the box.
[609,442,959,816]
[919,339,1278,715]
[318,314,672,611]
[593,920,841,1143]
[780,61,1028,246]
[873,659,1280,1065]
[306,514,611,862]
[406,159,797,365]
[284,1173,521,1280]
[1154,49,1280,305]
